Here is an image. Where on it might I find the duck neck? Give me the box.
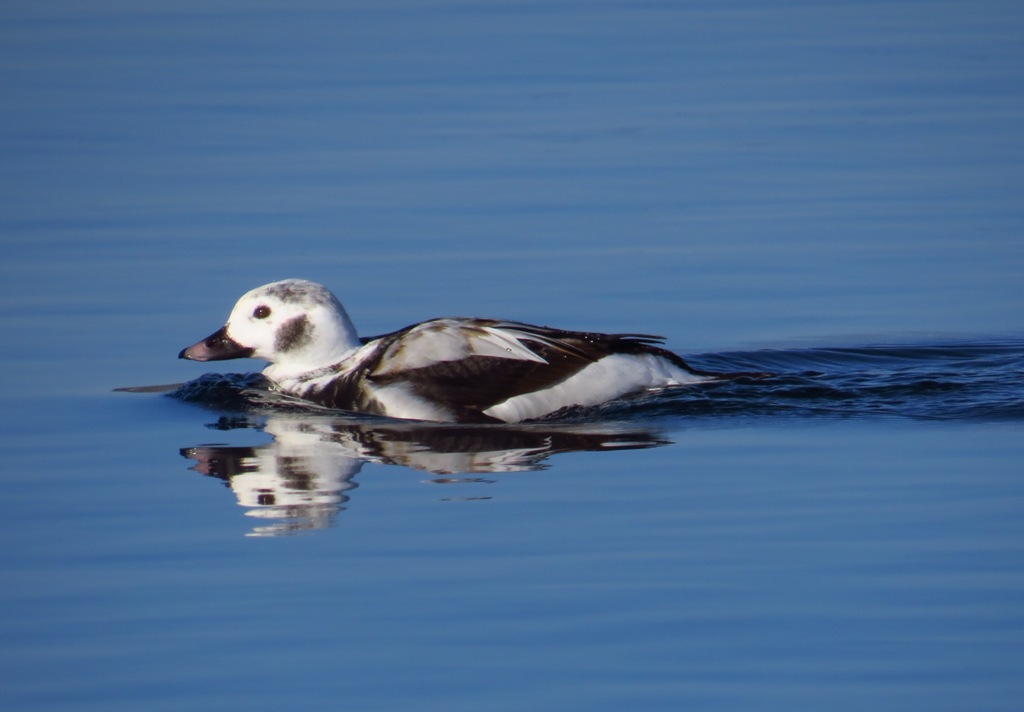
[264,306,362,382]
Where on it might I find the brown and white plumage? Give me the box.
[180,279,744,423]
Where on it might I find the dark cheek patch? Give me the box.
[275,315,313,353]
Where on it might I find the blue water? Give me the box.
[2,1,1023,710]
[160,339,1024,536]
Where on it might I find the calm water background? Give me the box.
[2,1,1023,710]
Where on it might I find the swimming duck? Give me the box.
[180,279,748,423]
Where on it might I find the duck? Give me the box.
[179,279,756,423]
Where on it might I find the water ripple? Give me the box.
[168,339,1024,424]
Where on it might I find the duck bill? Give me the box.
[179,326,254,362]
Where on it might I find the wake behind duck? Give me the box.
[179,279,762,423]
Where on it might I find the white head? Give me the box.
[180,280,361,379]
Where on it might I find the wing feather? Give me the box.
[362,318,679,412]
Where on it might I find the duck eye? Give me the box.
[253,305,271,319]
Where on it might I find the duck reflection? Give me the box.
[181,414,671,536]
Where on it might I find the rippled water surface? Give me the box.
[162,339,1024,536]
[2,1,1023,711]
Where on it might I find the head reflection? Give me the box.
[182,415,670,536]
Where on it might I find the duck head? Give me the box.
[179,279,361,378]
